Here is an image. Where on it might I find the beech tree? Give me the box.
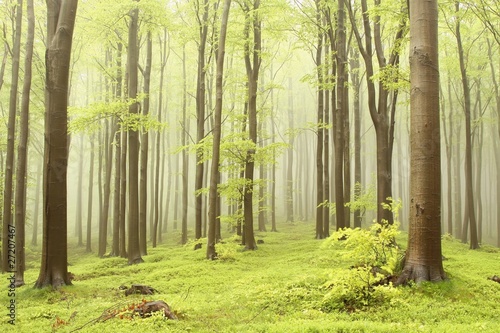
[397,0,446,284]
[207,0,231,260]
[2,0,22,273]
[242,0,261,250]
[127,0,143,265]
[35,0,79,288]
[347,0,407,225]
[14,0,35,287]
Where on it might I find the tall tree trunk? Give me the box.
[455,2,479,249]
[207,0,231,259]
[347,0,406,225]
[127,2,143,265]
[442,78,454,235]
[99,120,113,257]
[473,79,483,243]
[242,0,261,250]
[119,124,127,258]
[286,78,294,223]
[139,32,152,256]
[86,135,95,253]
[35,0,78,288]
[350,51,362,228]
[15,0,34,286]
[153,28,168,248]
[323,40,330,237]
[181,46,189,245]
[75,136,84,245]
[111,126,121,256]
[397,0,445,284]
[314,0,324,239]
[335,0,347,230]
[2,0,22,273]
[195,0,210,248]
[32,161,42,246]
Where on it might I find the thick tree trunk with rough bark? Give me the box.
[35,0,78,288]
[397,0,446,284]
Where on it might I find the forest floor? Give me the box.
[1,222,499,333]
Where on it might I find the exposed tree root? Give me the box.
[395,264,447,286]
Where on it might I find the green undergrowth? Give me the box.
[1,222,499,332]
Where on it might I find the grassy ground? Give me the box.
[1,221,499,333]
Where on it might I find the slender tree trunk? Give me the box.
[32,161,42,246]
[242,0,261,250]
[119,125,127,258]
[207,0,231,259]
[455,2,479,249]
[351,51,362,228]
[111,126,121,256]
[442,79,453,235]
[75,136,84,245]
[181,46,189,245]
[99,120,113,257]
[127,2,143,264]
[335,0,347,230]
[86,135,95,253]
[286,78,294,222]
[139,32,152,256]
[195,0,210,248]
[347,0,406,225]
[35,0,78,288]
[153,29,168,248]
[2,0,22,273]
[315,1,324,239]
[15,0,34,286]
[323,41,330,237]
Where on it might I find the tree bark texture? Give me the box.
[455,2,479,249]
[242,0,261,250]
[2,0,22,273]
[15,0,35,286]
[139,32,152,256]
[35,0,78,288]
[397,0,446,284]
[127,2,143,265]
[207,0,231,259]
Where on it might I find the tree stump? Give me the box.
[134,300,177,320]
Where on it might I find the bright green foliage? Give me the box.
[69,97,166,135]
[320,221,404,312]
[344,180,377,223]
[321,265,401,312]
[326,221,402,271]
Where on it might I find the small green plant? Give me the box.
[321,266,401,312]
[215,236,241,261]
[325,220,403,274]
[321,200,404,312]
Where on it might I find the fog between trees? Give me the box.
[0,0,499,283]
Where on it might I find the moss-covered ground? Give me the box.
[1,222,499,332]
